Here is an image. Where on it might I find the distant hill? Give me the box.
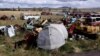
[0,7,100,12]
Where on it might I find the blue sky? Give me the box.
[0,0,99,8]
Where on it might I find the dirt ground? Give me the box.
[66,50,100,56]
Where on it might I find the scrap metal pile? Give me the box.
[0,10,100,50]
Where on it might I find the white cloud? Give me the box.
[0,0,100,8]
[1,0,46,4]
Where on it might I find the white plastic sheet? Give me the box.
[0,26,6,29]
[37,23,68,50]
[7,25,15,37]
[24,16,40,20]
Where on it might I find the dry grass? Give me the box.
[0,11,63,26]
[0,11,63,20]
[0,11,41,19]
[0,20,26,26]
[0,32,100,56]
